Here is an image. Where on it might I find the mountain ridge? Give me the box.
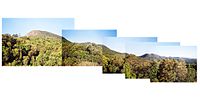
[140,53,197,64]
[27,30,62,39]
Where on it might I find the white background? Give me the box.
[0,0,200,102]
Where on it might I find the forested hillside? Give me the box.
[2,30,197,82]
[2,30,62,66]
[62,41,103,66]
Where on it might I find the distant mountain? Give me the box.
[27,30,62,39]
[171,57,197,65]
[140,53,197,65]
[140,53,164,60]
[27,30,71,43]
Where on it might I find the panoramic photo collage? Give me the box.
[1,18,197,82]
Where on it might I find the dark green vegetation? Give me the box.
[101,46,197,82]
[62,41,103,66]
[2,30,62,66]
[102,45,125,73]
[2,30,197,82]
[104,52,197,82]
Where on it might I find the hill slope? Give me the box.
[2,30,63,66]
[2,30,197,82]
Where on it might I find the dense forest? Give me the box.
[102,51,197,82]
[2,30,197,82]
[124,57,197,82]
[2,30,62,66]
[62,40,103,66]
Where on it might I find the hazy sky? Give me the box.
[62,30,117,44]
[2,18,74,36]
[102,37,180,53]
[126,43,196,58]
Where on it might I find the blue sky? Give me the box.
[62,30,117,44]
[126,43,196,58]
[102,37,180,53]
[2,18,74,36]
